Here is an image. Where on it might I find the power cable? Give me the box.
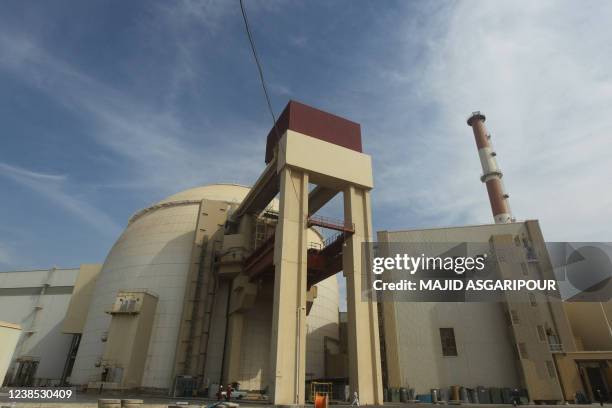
[239,4,306,402]
[239,0,303,208]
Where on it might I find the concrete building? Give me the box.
[377,221,612,403]
[0,265,100,386]
[67,183,342,395]
[555,301,612,402]
[214,100,383,405]
[0,186,342,394]
[0,321,21,385]
[2,102,610,405]
[0,101,384,405]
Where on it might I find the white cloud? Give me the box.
[0,4,270,272]
[1,0,610,258]
[0,162,122,237]
[0,32,265,197]
[0,164,66,182]
[369,0,612,241]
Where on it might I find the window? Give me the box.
[522,237,530,249]
[518,342,529,359]
[510,309,520,324]
[537,325,546,342]
[546,360,557,379]
[439,328,457,357]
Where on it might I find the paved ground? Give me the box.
[1,393,612,408]
[1,392,252,408]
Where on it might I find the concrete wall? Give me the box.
[229,274,340,391]
[306,275,340,380]
[0,321,21,385]
[0,268,79,384]
[202,280,230,389]
[63,264,102,334]
[235,286,273,390]
[390,301,520,391]
[102,291,158,388]
[554,352,612,401]
[378,225,524,392]
[378,221,569,400]
[564,302,612,351]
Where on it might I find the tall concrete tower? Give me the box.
[467,111,513,224]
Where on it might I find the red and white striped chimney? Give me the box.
[467,111,513,224]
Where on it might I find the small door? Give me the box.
[13,360,39,386]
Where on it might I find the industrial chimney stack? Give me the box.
[467,111,513,224]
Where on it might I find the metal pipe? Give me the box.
[467,112,513,224]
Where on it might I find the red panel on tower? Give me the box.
[265,100,362,163]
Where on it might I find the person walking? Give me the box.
[226,383,233,401]
[596,387,604,407]
[511,388,520,406]
[217,385,224,401]
[351,391,360,407]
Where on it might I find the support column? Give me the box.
[269,167,309,406]
[343,185,384,405]
[224,312,243,385]
[224,274,257,385]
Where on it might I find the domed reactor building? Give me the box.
[4,103,612,405]
[68,184,341,394]
[0,101,384,406]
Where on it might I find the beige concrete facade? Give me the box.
[269,166,310,405]
[0,321,21,385]
[173,199,231,380]
[278,130,373,189]
[63,264,102,334]
[266,129,382,405]
[98,291,158,389]
[378,221,573,402]
[0,266,97,386]
[564,302,612,351]
[554,351,612,402]
[343,185,384,404]
[552,301,612,402]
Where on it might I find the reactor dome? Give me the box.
[70,184,340,391]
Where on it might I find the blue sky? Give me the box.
[1,0,611,271]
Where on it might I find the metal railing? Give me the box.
[548,343,563,353]
[308,231,348,253]
[308,242,323,251]
[307,215,354,233]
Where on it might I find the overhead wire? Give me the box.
[239,4,306,402]
[239,0,303,208]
